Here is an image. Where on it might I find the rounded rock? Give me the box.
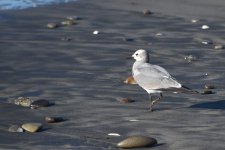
[117,136,157,148]
[93,30,99,35]
[46,23,58,29]
[45,117,64,123]
[61,20,74,26]
[61,36,72,41]
[30,99,50,109]
[8,125,24,132]
[22,123,42,133]
[66,16,81,20]
[214,44,224,50]
[143,9,152,15]
[201,40,213,45]
[123,76,137,84]
[204,84,215,89]
[14,97,32,107]
[202,90,214,95]
[184,55,198,63]
[201,25,210,30]
[191,19,199,23]
[119,98,135,104]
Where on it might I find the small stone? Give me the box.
[202,90,214,95]
[129,119,140,122]
[117,136,157,148]
[66,16,81,20]
[214,44,224,50]
[119,98,135,104]
[30,99,50,109]
[8,125,24,132]
[202,40,213,45]
[201,25,210,30]
[46,23,58,29]
[191,19,199,23]
[204,84,215,89]
[61,36,72,41]
[61,20,74,26]
[155,32,164,36]
[45,117,64,123]
[14,97,32,107]
[143,9,152,15]
[93,30,99,35]
[22,123,42,133]
[124,76,137,84]
[184,55,198,63]
[123,38,134,42]
[108,133,121,136]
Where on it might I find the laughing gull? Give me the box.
[132,49,197,111]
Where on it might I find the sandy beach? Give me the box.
[0,0,225,149]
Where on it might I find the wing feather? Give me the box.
[134,63,181,90]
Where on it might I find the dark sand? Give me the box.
[0,0,225,149]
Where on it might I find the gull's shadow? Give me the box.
[190,100,225,110]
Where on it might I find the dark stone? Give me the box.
[143,9,152,15]
[204,84,215,89]
[202,90,215,94]
[119,98,135,104]
[31,99,50,109]
[45,117,64,123]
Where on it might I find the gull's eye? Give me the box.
[136,53,138,56]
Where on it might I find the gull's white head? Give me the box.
[132,49,149,62]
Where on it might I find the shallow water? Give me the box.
[0,0,77,10]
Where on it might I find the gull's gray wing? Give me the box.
[133,63,181,90]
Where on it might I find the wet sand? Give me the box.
[0,0,225,149]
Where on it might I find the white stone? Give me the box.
[93,30,99,35]
[191,19,198,23]
[201,25,210,29]
[108,133,121,136]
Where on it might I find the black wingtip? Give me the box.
[181,85,199,94]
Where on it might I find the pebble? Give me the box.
[66,16,81,20]
[46,23,58,29]
[8,125,24,132]
[123,76,137,84]
[143,9,152,15]
[117,136,157,148]
[61,36,72,41]
[22,123,42,133]
[204,84,215,89]
[201,40,213,45]
[123,38,134,42]
[155,32,164,36]
[119,98,135,104]
[184,55,198,63]
[93,30,99,35]
[214,44,224,50]
[45,117,64,123]
[191,19,199,23]
[14,97,32,107]
[30,99,50,109]
[61,20,74,26]
[108,133,121,136]
[201,25,210,30]
[202,90,214,95]
[129,119,140,122]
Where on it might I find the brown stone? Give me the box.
[119,98,135,104]
[117,136,157,148]
[124,76,137,84]
[22,123,42,133]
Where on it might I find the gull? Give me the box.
[132,49,197,111]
